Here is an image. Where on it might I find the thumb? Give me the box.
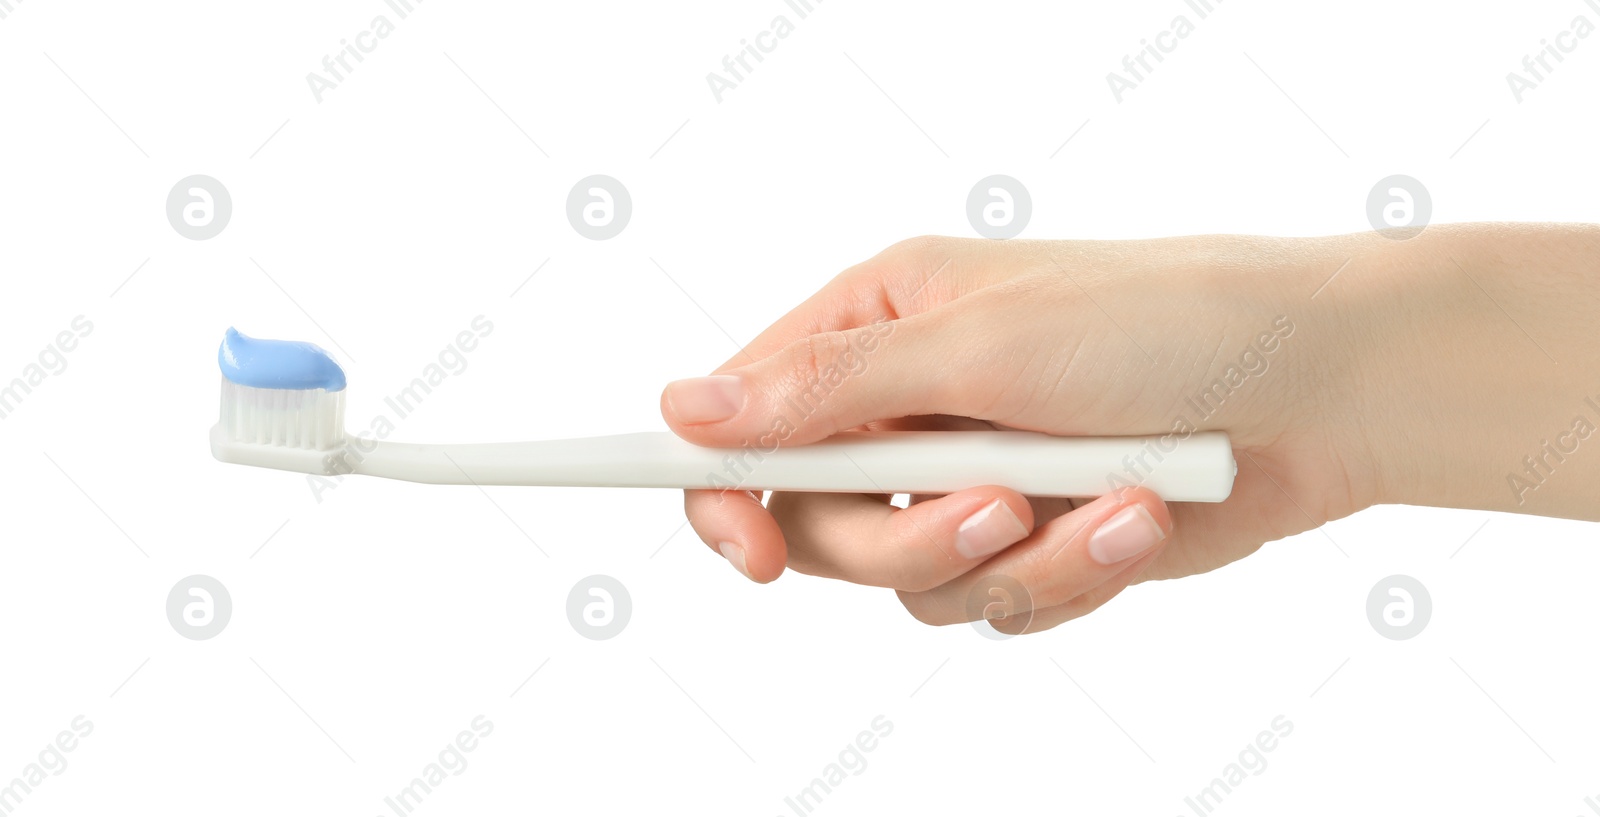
[661,316,986,447]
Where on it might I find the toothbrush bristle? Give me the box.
[218,378,346,450]
[215,328,348,452]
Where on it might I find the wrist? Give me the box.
[1341,224,1600,518]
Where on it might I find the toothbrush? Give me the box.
[209,329,1237,501]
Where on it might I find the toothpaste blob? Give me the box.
[218,328,346,391]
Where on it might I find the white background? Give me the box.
[2,0,1598,814]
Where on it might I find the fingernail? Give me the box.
[955,499,1030,559]
[666,375,744,424]
[1087,504,1165,565]
[719,541,754,581]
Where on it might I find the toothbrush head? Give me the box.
[211,328,348,474]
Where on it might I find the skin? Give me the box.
[659,224,1600,635]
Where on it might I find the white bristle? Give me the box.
[218,377,346,450]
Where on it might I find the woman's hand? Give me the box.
[658,225,1600,633]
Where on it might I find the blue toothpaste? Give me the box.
[218,328,346,391]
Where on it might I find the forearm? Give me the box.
[1339,223,1600,519]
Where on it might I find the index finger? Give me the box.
[708,237,999,373]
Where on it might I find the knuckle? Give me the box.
[989,616,1030,636]
[895,570,946,595]
[884,234,950,260]
[882,515,949,593]
[895,590,952,627]
[784,331,857,432]
[991,610,1056,636]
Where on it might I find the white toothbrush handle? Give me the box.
[350,430,1237,502]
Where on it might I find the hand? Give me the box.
[659,226,1600,633]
